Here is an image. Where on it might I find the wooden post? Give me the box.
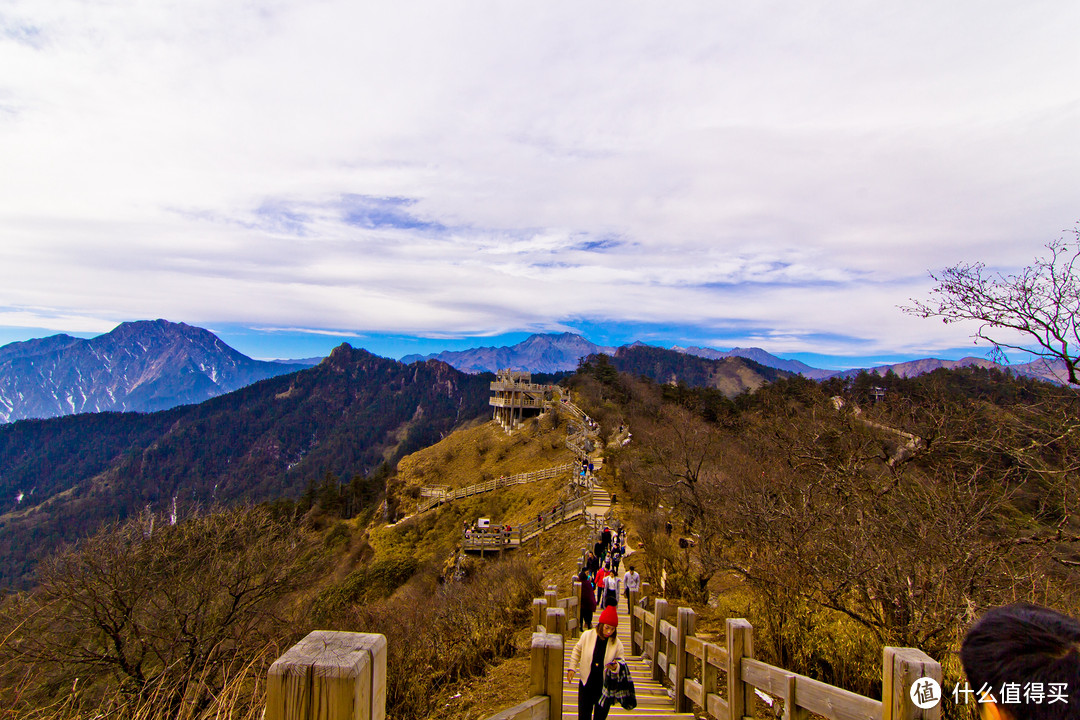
[571,579,582,638]
[530,632,565,720]
[545,586,558,612]
[640,581,651,601]
[784,672,810,720]
[546,607,567,639]
[702,633,719,719]
[726,619,753,720]
[267,631,387,720]
[675,607,696,713]
[882,647,943,720]
[651,598,669,683]
[532,598,548,631]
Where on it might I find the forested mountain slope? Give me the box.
[0,345,493,588]
[591,343,791,397]
[567,361,1080,708]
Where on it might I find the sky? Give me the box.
[1,2,1078,369]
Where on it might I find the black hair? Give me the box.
[960,603,1080,720]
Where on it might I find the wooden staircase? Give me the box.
[562,603,694,720]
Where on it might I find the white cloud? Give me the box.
[1,1,1078,358]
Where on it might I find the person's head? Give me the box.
[597,605,618,638]
[960,603,1080,720]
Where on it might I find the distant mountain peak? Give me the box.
[401,333,615,373]
[0,320,308,423]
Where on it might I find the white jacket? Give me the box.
[568,628,626,686]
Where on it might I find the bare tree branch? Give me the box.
[902,228,1080,384]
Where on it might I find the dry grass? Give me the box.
[421,627,533,720]
[0,646,272,720]
[396,416,573,498]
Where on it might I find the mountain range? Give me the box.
[1,322,1070,429]
[401,332,616,373]
[402,332,1071,386]
[0,320,307,423]
[0,345,494,588]
[0,318,1070,588]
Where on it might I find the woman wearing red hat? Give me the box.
[567,605,625,720]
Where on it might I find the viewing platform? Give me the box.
[490,369,556,433]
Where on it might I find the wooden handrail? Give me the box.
[461,493,590,551]
[630,603,941,720]
[418,463,575,513]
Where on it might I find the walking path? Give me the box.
[459,393,688,716]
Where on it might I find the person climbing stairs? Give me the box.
[562,597,694,719]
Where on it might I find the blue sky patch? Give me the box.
[571,238,623,253]
[338,195,445,232]
[253,201,311,236]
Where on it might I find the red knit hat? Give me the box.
[598,605,619,628]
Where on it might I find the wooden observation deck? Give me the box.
[490,369,555,433]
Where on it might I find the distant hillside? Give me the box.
[399,333,831,379]
[1010,357,1075,385]
[402,332,615,373]
[0,345,493,588]
[0,320,308,422]
[673,344,833,379]
[831,356,1002,381]
[605,344,791,396]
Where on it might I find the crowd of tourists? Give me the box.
[577,525,637,626]
[570,520,640,720]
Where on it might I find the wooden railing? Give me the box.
[557,396,588,421]
[490,396,549,409]
[417,463,575,513]
[484,631,565,720]
[462,492,590,551]
[628,594,942,720]
[490,380,554,393]
[267,628,566,720]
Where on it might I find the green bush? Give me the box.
[324,521,351,548]
[311,555,420,622]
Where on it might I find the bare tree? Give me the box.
[3,507,322,714]
[903,228,1080,384]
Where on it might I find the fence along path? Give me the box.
[263,399,937,720]
[461,491,592,553]
[480,558,943,720]
[417,395,597,515]
[417,462,576,513]
[263,440,943,719]
[625,598,942,720]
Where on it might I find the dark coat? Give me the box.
[581,578,596,611]
[600,660,636,710]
